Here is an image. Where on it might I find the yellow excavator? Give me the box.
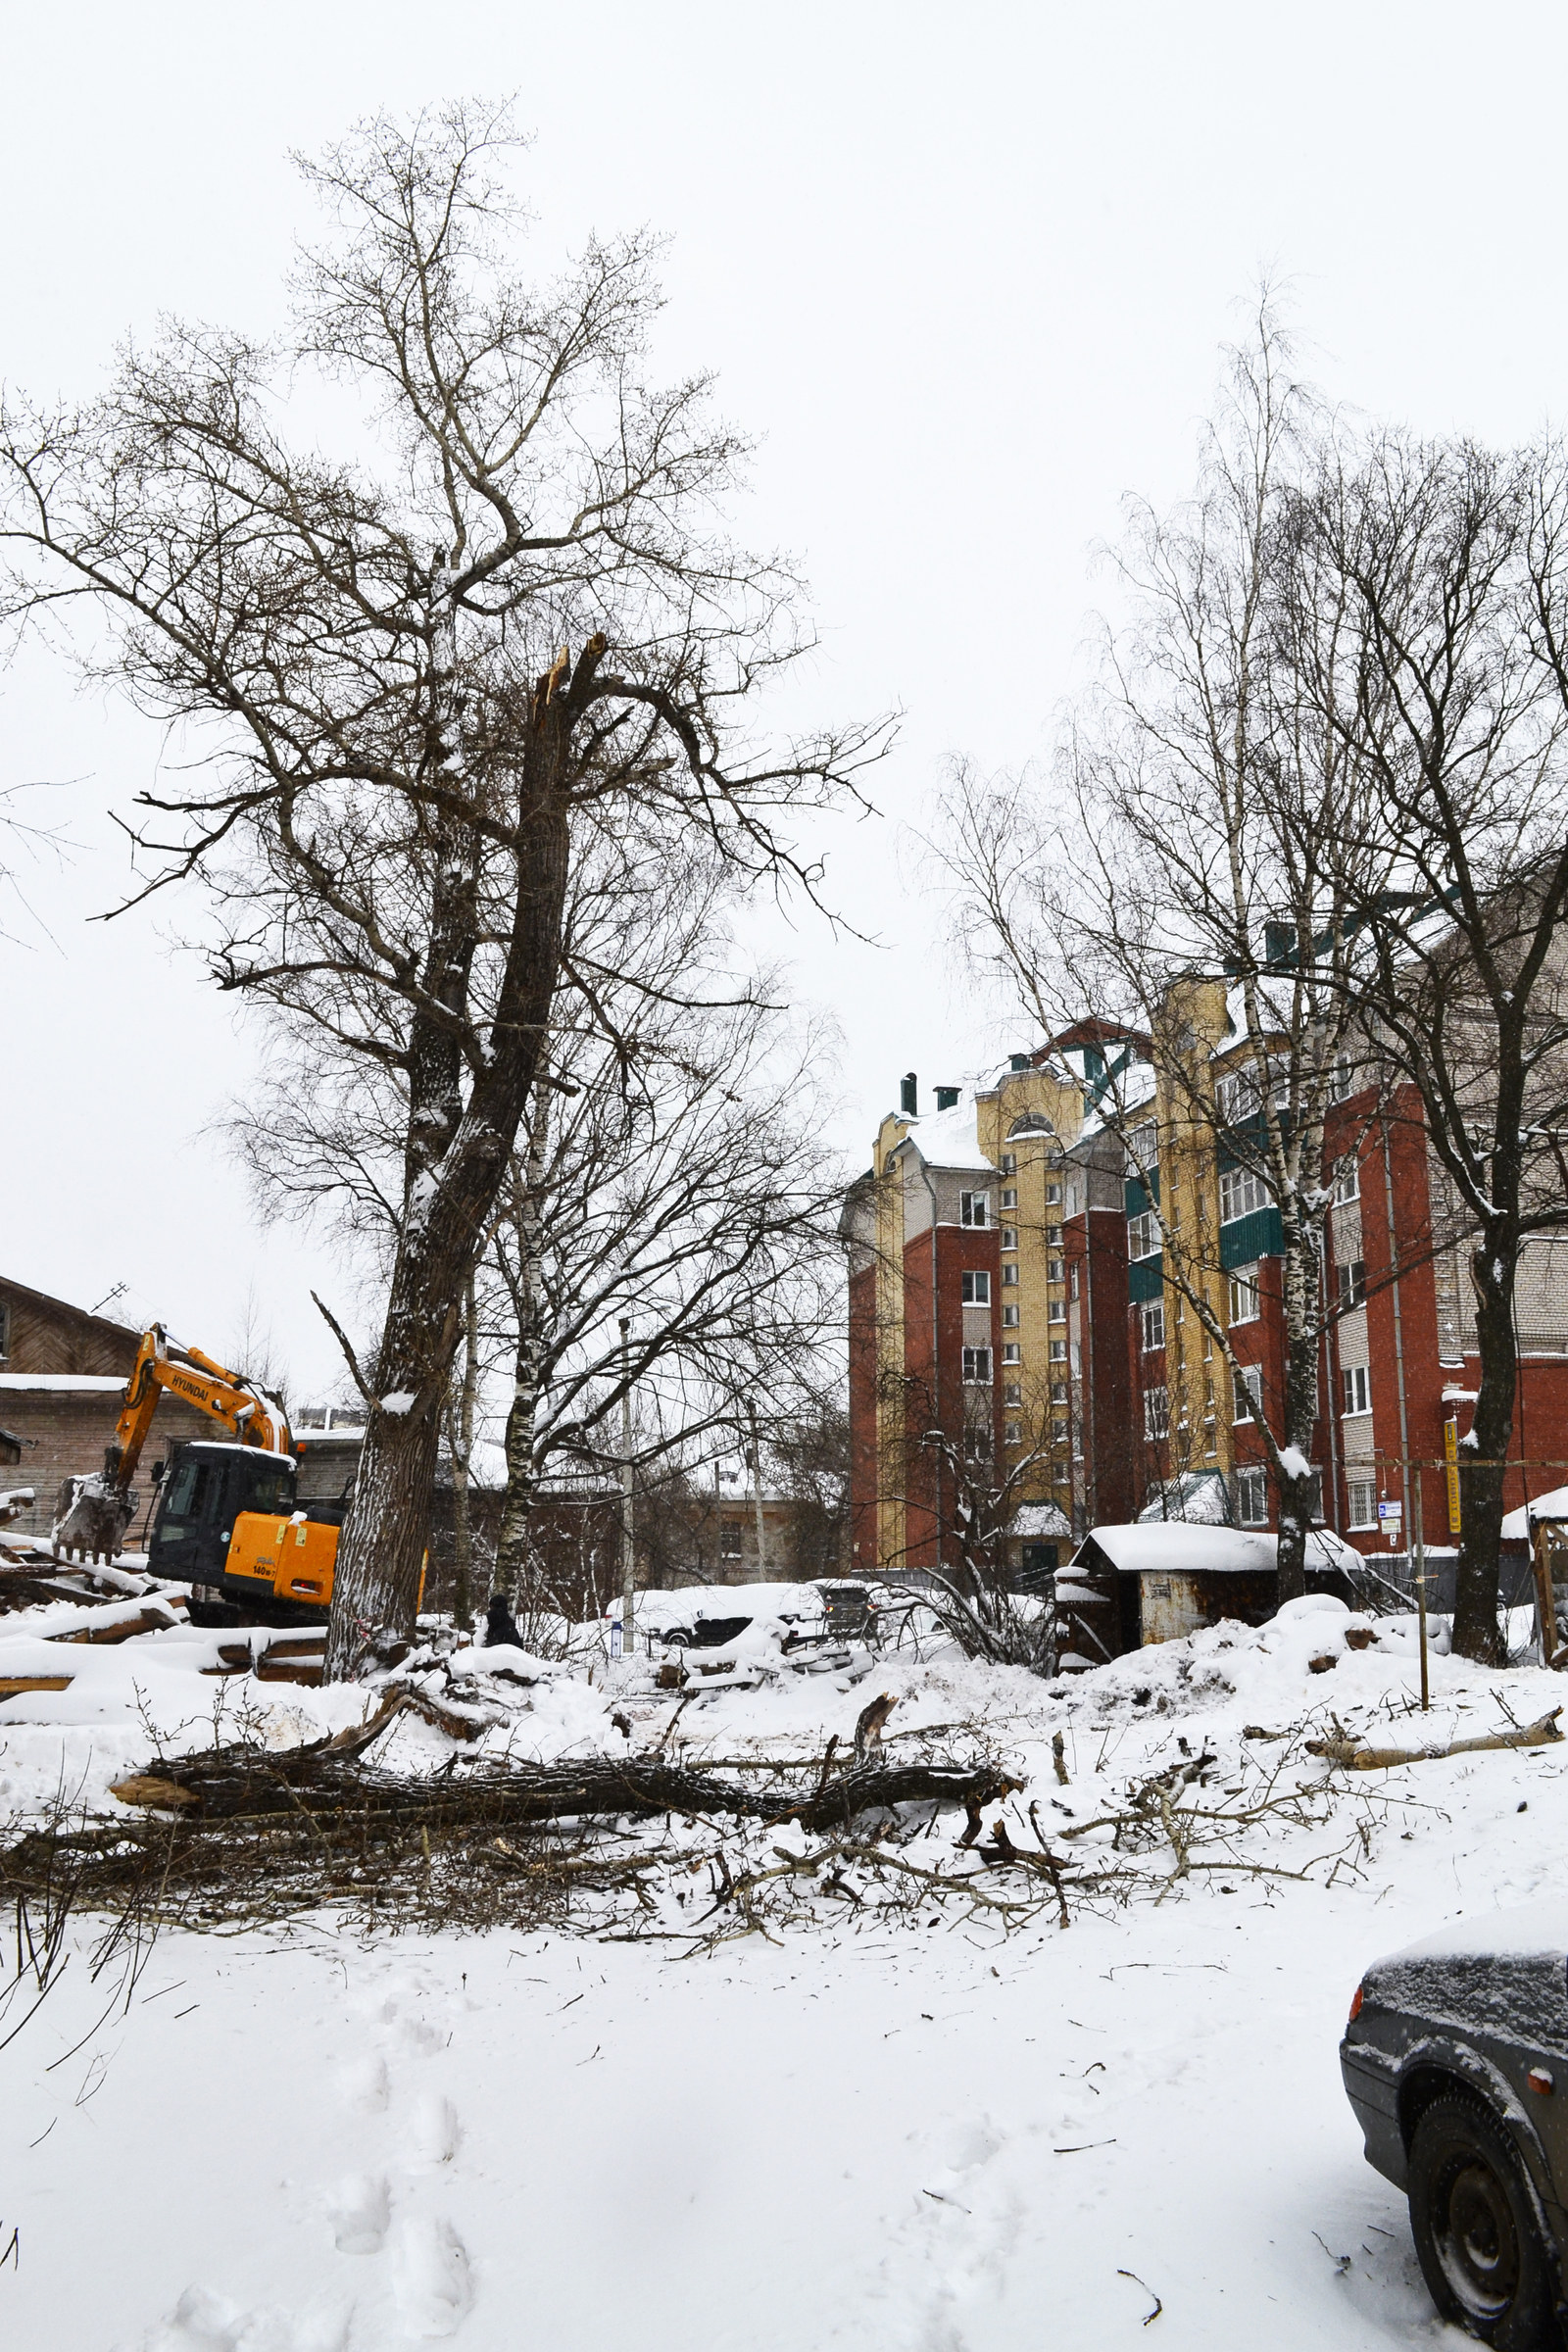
[53,1325,343,1624]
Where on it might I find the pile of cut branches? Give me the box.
[0,1695,1018,1940]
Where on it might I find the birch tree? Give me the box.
[0,103,884,1677]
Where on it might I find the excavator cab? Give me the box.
[150,1443,300,1602]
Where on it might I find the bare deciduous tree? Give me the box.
[1299,433,1568,1658]
[944,307,1387,1599]
[0,103,885,1676]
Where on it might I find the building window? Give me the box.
[1051,1380,1068,1403]
[1047,1300,1065,1324]
[959,1191,990,1227]
[1000,1152,1017,1174]
[1330,1054,1355,1104]
[1128,1209,1160,1260]
[1045,1224,1062,1249]
[1046,1184,1061,1205]
[1227,1263,1260,1325]
[1002,1342,1021,1365]
[1215,1071,1247,1125]
[1348,1475,1377,1529]
[1144,1387,1170,1440]
[1220,1165,1269,1223]
[1001,1188,1018,1211]
[961,1347,993,1384]
[1236,1465,1269,1526]
[1342,1364,1372,1416]
[1004,1382,1022,1404]
[1333,1153,1360,1203]
[1052,1419,1069,1447]
[719,1520,743,1559]
[1002,1303,1020,1328]
[1232,1364,1262,1422]
[1001,1227,1017,1250]
[961,1270,991,1304]
[1141,1299,1165,1351]
[1068,1265,1080,1301]
[1004,1421,1023,1446]
[1128,1120,1158,1171]
[1047,1256,1063,1283]
[965,1423,993,1462]
[1065,1184,1079,1216]
[1049,1338,1068,1363]
[1337,1259,1366,1312]
[1002,1262,1019,1287]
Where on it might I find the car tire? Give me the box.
[1408,2091,1563,2348]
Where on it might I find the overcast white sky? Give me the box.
[5,0,1568,1396]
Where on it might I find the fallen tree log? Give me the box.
[1306,1708,1563,1770]
[101,1723,1016,1835]
[50,1603,181,1646]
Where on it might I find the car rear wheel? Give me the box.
[1408,2093,1562,2347]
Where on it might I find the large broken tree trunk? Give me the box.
[323,647,584,1680]
[493,1088,551,1614]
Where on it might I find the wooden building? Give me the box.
[0,1276,213,1544]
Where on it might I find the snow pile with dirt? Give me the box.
[7,1590,1568,2349]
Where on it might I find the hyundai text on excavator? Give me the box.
[52,1325,343,1624]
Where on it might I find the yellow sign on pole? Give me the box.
[1445,1417,1462,1536]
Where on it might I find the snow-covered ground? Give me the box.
[4,1588,1567,2349]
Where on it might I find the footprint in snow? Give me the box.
[328,2172,391,2256]
[391,2215,474,2339]
[408,2093,463,2170]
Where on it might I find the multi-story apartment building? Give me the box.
[845,1005,1568,1576]
[842,1042,1142,1580]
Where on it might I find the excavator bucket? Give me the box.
[52,1471,137,1565]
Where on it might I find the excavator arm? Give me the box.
[54,1325,292,1563]
[108,1328,291,1484]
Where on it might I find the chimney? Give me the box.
[900,1072,918,1117]
[934,1085,959,1112]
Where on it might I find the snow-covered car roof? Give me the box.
[631,1583,826,1625]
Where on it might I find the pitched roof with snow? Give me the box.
[892,1091,993,1174]
[1009,1500,1073,1540]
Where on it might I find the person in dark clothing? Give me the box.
[484,1592,523,1649]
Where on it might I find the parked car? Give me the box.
[1342,1900,1568,2346]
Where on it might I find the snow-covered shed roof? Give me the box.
[0,1373,127,1394]
[1009,1501,1073,1540]
[1072,1524,1360,1577]
[1500,1485,1568,1540]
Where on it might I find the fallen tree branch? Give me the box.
[1306,1709,1564,1770]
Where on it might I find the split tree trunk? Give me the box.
[323,626,593,1681]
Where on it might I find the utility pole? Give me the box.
[746,1398,768,1578]
[619,1316,635,1656]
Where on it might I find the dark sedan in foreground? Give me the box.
[1343,1901,1568,2347]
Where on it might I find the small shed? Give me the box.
[1008,1500,1073,1591]
[1064,1523,1361,1654]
